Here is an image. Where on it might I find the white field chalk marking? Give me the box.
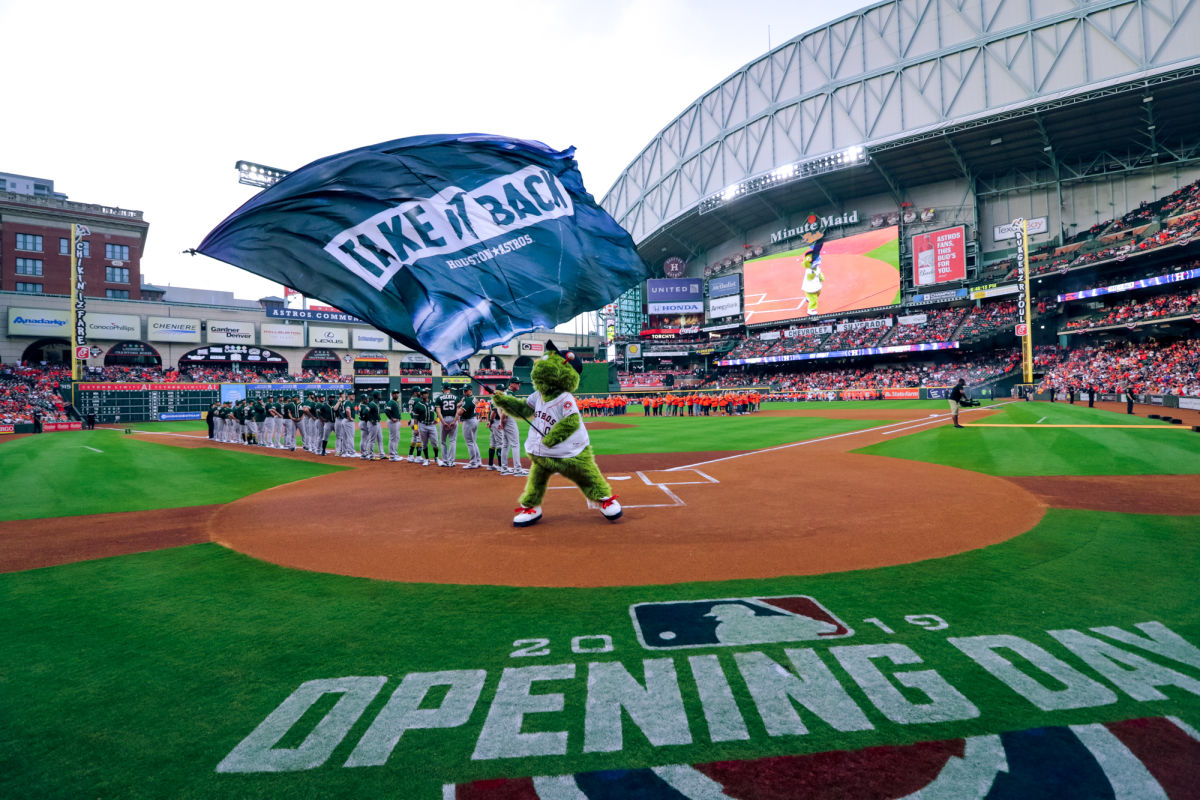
[668,402,1013,472]
[1037,416,1047,424]
[80,446,103,453]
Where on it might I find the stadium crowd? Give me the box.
[0,363,72,425]
[1037,339,1200,396]
[1062,286,1200,331]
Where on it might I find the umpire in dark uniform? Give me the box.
[1125,386,1136,415]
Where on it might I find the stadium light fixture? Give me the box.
[236,160,291,188]
[698,144,869,215]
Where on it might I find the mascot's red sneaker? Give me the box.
[513,506,543,527]
[599,495,622,522]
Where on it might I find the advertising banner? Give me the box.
[897,314,927,326]
[881,387,921,399]
[309,326,349,348]
[911,288,968,304]
[708,294,742,319]
[969,283,1020,300]
[519,341,544,354]
[1057,267,1200,302]
[836,318,892,332]
[7,308,70,337]
[207,320,256,344]
[911,226,966,286]
[43,421,84,431]
[147,317,202,343]
[85,313,140,341]
[784,324,832,337]
[260,324,305,348]
[994,216,1048,242]
[266,307,364,324]
[647,278,703,314]
[708,274,741,298]
[352,327,391,350]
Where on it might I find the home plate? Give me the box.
[548,469,719,510]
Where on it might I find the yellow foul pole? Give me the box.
[1013,217,1034,384]
[70,223,81,382]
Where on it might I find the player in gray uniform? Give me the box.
[411,390,438,465]
[498,377,525,475]
[436,388,460,466]
[333,393,354,457]
[457,385,481,469]
[384,390,404,461]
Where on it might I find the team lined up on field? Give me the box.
[207,386,764,469]
[207,385,529,474]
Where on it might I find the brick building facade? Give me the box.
[0,181,148,301]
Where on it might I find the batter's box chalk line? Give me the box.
[547,469,719,510]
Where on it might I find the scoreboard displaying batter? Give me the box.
[74,383,219,423]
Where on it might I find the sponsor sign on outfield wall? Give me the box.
[647,278,703,314]
[7,307,70,337]
[207,320,255,344]
[309,326,349,348]
[708,294,742,319]
[352,328,391,350]
[994,216,1047,241]
[84,313,141,341]
[260,324,305,348]
[147,317,202,343]
[708,274,742,298]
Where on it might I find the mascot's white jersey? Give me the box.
[524,391,589,458]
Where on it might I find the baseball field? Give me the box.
[2,398,1199,798]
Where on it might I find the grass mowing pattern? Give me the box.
[855,402,1200,476]
[0,430,345,521]
[1,509,1197,798]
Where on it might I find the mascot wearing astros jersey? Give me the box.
[489,342,622,527]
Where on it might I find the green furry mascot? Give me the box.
[489,342,621,527]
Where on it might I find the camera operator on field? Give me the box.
[949,378,977,429]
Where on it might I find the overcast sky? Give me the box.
[3,0,868,301]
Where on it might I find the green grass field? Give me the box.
[2,399,1198,798]
[856,401,1200,475]
[0,431,345,521]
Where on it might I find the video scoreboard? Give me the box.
[74,383,219,424]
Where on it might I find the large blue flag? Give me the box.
[197,134,650,372]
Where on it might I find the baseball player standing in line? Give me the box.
[262,395,277,448]
[486,400,504,471]
[437,386,460,467]
[411,389,437,465]
[249,396,266,445]
[406,389,422,462]
[498,377,526,475]
[331,392,348,457]
[385,389,404,461]
[356,394,374,460]
[457,385,481,469]
[283,394,299,451]
[318,394,336,455]
[370,391,387,459]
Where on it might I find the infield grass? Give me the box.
[0,431,346,521]
[1,508,1197,798]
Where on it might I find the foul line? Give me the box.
[967,423,1188,429]
[668,402,1013,472]
[80,446,103,453]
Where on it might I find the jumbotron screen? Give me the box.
[743,226,900,324]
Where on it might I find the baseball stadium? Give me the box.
[4,1,1200,797]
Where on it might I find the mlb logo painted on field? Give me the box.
[631,595,853,650]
